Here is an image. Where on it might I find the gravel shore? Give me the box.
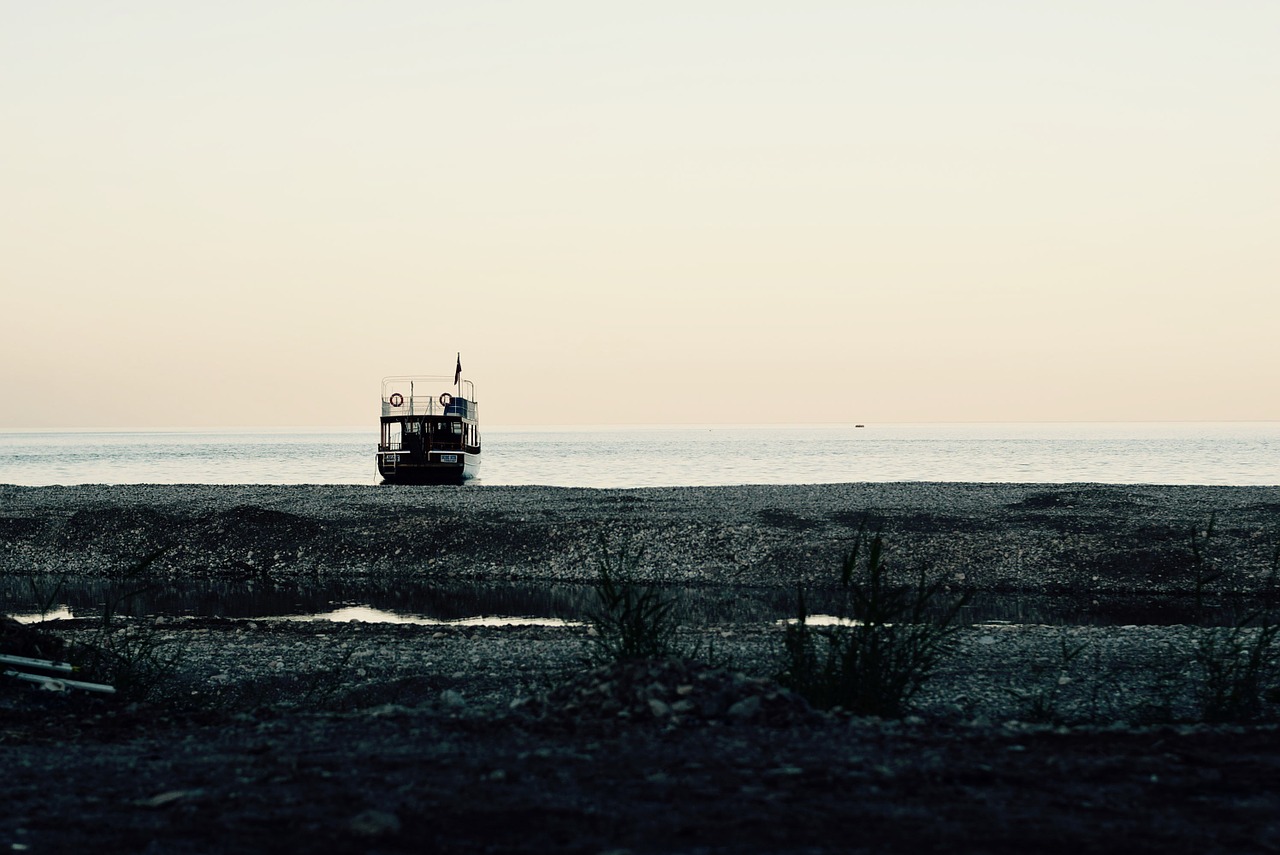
[3,482,1279,592]
[4,482,1280,853]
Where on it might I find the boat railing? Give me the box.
[381,377,477,419]
[381,397,477,418]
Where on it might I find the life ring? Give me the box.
[389,393,404,407]
[439,393,453,407]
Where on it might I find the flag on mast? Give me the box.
[454,353,462,386]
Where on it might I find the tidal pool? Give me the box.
[2,577,1259,628]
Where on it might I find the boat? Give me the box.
[376,361,480,485]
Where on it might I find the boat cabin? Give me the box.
[376,376,480,484]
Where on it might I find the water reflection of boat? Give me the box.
[376,358,480,485]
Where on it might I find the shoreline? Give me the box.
[3,482,1278,594]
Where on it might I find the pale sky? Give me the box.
[2,1,1277,428]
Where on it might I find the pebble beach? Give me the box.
[4,482,1280,853]
[3,481,1278,591]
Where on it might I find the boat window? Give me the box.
[452,423,462,435]
[405,421,420,434]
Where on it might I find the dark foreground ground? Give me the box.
[3,483,1280,853]
[4,616,1280,855]
[6,687,1280,854]
[4,619,1280,855]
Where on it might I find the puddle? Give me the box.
[1,578,1262,628]
[9,603,580,628]
[277,606,581,627]
[1,579,786,627]
[10,607,75,624]
[782,615,866,627]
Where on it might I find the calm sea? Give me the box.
[1,423,1278,487]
